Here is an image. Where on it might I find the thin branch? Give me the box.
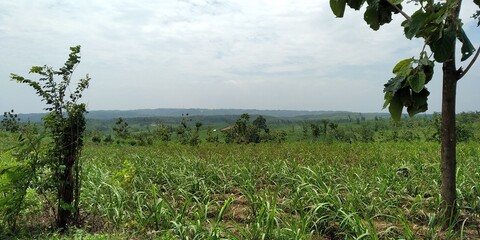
[458,46,480,80]
[387,0,412,21]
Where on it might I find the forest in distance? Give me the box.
[16,108,378,122]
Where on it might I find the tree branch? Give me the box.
[458,46,480,80]
[387,0,411,21]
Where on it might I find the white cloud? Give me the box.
[0,0,479,114]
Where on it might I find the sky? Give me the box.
[0,0,479,114]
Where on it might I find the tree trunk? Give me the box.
[440,0,462,227]
[57,158,75,230]
[441,61,458,227]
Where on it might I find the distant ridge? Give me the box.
[17,108,388,122]
[85,108,349,119]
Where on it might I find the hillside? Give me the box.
[17,108,390,123]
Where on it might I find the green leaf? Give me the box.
[384,76,405,95]
[29,66,44,74]
[407,104,427,117]
[392,58,413,75]
[403,10,427,39]
[408,71,426,93]
[364,5,380,30]
[388,95,403,121]
[398,87,412,107]
[363,0,396,30]
[377,0,396,24]
[429,29,456,62]
[419,57,433,67]
[383,92,393,109]
[457,28,476,61]
[389,0,403,4]
[60,202,76,212]
[408,88,429,116]
[423,64,434,84]
[330,0,347,17]
[346,0,365,10]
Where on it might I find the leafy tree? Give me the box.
[301,122,310,139]
[1,109,21,133]
[113,117,129,139]
[153,123,172,141]
[103,134,114,144]
[330,0,479,225]
[176,113,191,144]
[328,122,338,131]
[189,121,203,146]
[10,45,90,230]
[206,127,220,143]
[176,114,201,146]
[321,120,329,135]
[224,114,262,144]
[310,123,321,138]
[91,130,102,145]
[430,112,474,142]
[253,115,269,133]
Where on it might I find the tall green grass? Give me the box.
[67,141,480,239]
[2,140,478,239]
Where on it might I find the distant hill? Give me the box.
[17,108,391,123]
[85,108,351,119]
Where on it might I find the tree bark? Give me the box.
[440,0,462,227]
[441,61,458,227]
[57,157,75,230]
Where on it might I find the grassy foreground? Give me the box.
[9,141,480,239]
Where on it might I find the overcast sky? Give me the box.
[1,0,479,114]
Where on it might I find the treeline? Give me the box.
[4,109,479,148]
[55,111,480,147]
[87,113,288,146]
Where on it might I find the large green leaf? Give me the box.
[330,0,347,17]
[429,29,456,62]
[388,95,403,121]
[346,0,365,10]
[364,4,381,30]
[392,58,413,75]
[408,71,426,93]
[407,104,428,117]
[408,88,429,116]
[398,87,413,107]
[423,64,434,84]
[378,2,394,24]
[384,76,405,95]
[383,92,393,109]
[457,28,476,61]
[363,0,400,30]
[403,10,427,39]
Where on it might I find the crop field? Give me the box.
[6,139,478,239]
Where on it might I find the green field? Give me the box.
[3,138,479,239]
[1,112,480,239]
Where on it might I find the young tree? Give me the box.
[1,109,21,133]
[253,115,269,133]
[310,123,321,138]
[223,113,263,144]
[329,0,479,226]
[10,46,90,230]
[113,117,129,139]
